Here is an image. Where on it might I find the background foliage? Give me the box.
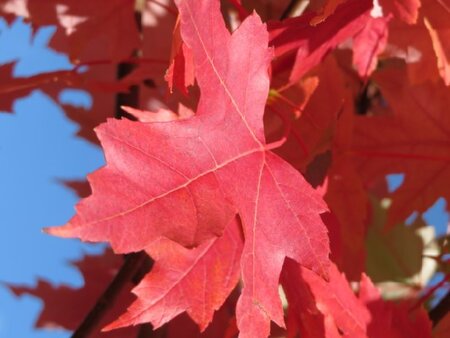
[0,0,449,337]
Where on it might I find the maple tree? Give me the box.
[1,0,450,337]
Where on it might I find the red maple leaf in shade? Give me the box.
[267,55,369,280]
[352,15,391,79]
[283,260,432,338]
[380,0,421,24]
[268,0,372,87]
[359,274,432,338]
[352,63,450,227]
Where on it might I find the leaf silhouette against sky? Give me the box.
[1,0,140,62]
[46,0,331,336]
[10,250,138,338]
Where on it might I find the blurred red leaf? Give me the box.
[10,249,138,338]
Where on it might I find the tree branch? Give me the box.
[430,290,450,327]
[138,323,167,338]
[116,11,143,120]
[71,251,150,338]
[280,0,303,19]
[138,324,154,338]
[71,9,155,338]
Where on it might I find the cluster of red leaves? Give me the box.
[2,0,450,337]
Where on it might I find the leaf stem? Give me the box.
[74,57,168,70]
[412,274,449,310]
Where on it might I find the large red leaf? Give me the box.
[46,0,331,337]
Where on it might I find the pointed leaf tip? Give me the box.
[43,224,75,238]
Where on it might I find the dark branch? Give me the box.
[430,290,450,327]
[71,251,149,338]
[280,0,303,20]
[115,11,143,120]
[137,323,167,338]
[137,324,154,338]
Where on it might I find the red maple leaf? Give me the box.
[45,0,331,336]
[283,260,432,338]
[283,260,371,338]
[352,64,450,226]
[380,0,421,24]
[384,0,450,86]
[268,0,372,87]
[267,55,369,279]
[359,274,432,338]
[352,15,391,79]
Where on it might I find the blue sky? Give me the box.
[0,15,448,338]
[0,18,104,338]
